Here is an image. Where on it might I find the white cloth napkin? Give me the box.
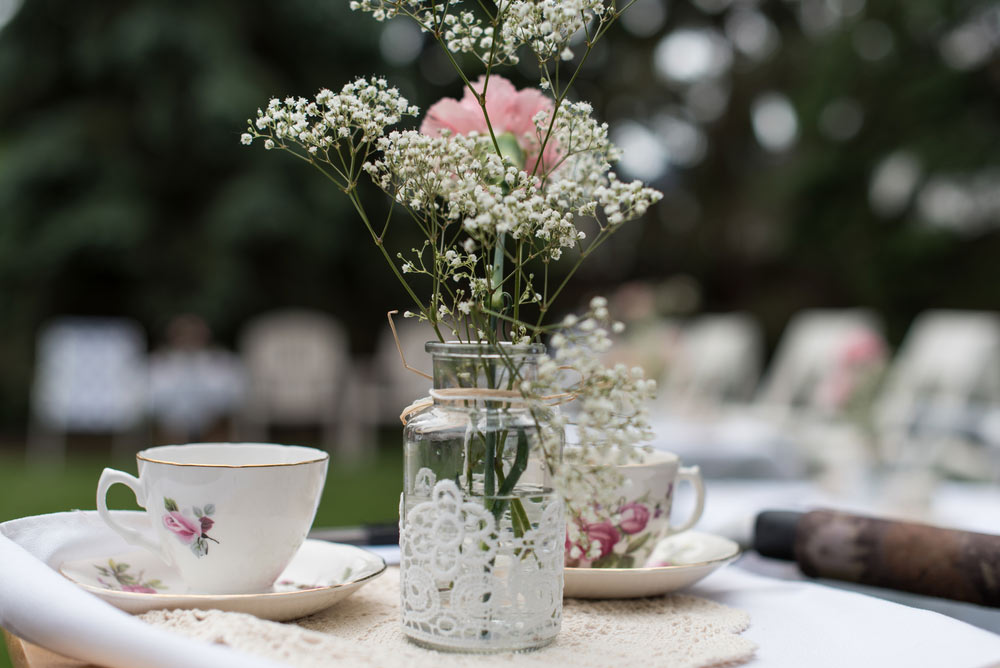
[0,510,282,668]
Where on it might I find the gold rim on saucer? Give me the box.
[60,551,386,599]
[564,549,740,575]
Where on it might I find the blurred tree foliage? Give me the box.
[0,0,421,427]
[577,0,1000,345]
[0,0,998,430]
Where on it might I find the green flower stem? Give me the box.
[484,430,497,499]
[489,233,506,338]
[343,189,445,341]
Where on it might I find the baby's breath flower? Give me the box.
[523,301,656,554]
[244,77,418,184]
[246,0,663,518]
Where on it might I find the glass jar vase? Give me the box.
[399,342,564,652]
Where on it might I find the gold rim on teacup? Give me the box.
[136,443,329,469]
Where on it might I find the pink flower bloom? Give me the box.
[163,511,199,544]
[817,329,888,409]
[841,329,887,366]
[584,521,620,559]
[618,502,651,535]
[421,75,559,174]
[122,584,157,594]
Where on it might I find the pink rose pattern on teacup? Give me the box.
[94,558,165,593]
[566,491,669,568]
[618,502,651,534]
[163,497,219,557]
[582,521,620,559]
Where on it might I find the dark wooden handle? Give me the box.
[795,509,1000,607]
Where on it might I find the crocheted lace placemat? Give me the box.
[140,568,756,668]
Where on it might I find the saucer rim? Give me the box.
[563,531,741,575]
[59,539,387,600]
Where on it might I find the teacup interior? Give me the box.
[138,443,327,467]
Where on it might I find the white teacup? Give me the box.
[565,450,704,568]
[97,443,328,594]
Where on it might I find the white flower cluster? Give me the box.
[542,101,618,168]
[540,102,663,226]
[364,130,583,260]
[594,173,662,228]
[243,78,418,174]
[523,297,657,521]
[350,1,618,66]
[501,0,610,63]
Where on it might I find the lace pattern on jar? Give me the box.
[399,469,564,652]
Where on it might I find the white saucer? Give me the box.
[60,539,386,621]
[563,531,740,599]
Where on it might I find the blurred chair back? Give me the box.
[875,310,1000,464]
[239,309,351,453]
[757,308,885,413]
[30,317,148,463]
[661,313,763,406]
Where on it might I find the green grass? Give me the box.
[0,437,404,667]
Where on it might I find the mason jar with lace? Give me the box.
[399,342,565,652]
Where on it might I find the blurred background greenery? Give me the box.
[1,0,999,662]
[0,0,997,431]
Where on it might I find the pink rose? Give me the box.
[618,502,651,535]
[421,75,560,175]
[122,584,157,594]
[163,511,199,544]
[584,521,620,559]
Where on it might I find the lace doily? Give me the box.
[399,471,564,649]
[140,568,756,668]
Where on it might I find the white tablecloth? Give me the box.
[4,511,1000,667]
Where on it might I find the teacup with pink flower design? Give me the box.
[565,450,704,569]
[97,443,328,594]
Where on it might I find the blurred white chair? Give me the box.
[238,310,358,458]
[756,308,886,415]
[748,309,888,480]
[643,313,797,479]
[874,310,1000,478]
[29,317,148,464]
[660,312,763,407]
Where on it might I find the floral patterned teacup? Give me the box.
[97,443,328,594]
[565,450,704,569]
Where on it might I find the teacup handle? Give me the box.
[670,465,705,534]
[97,468,170,562]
